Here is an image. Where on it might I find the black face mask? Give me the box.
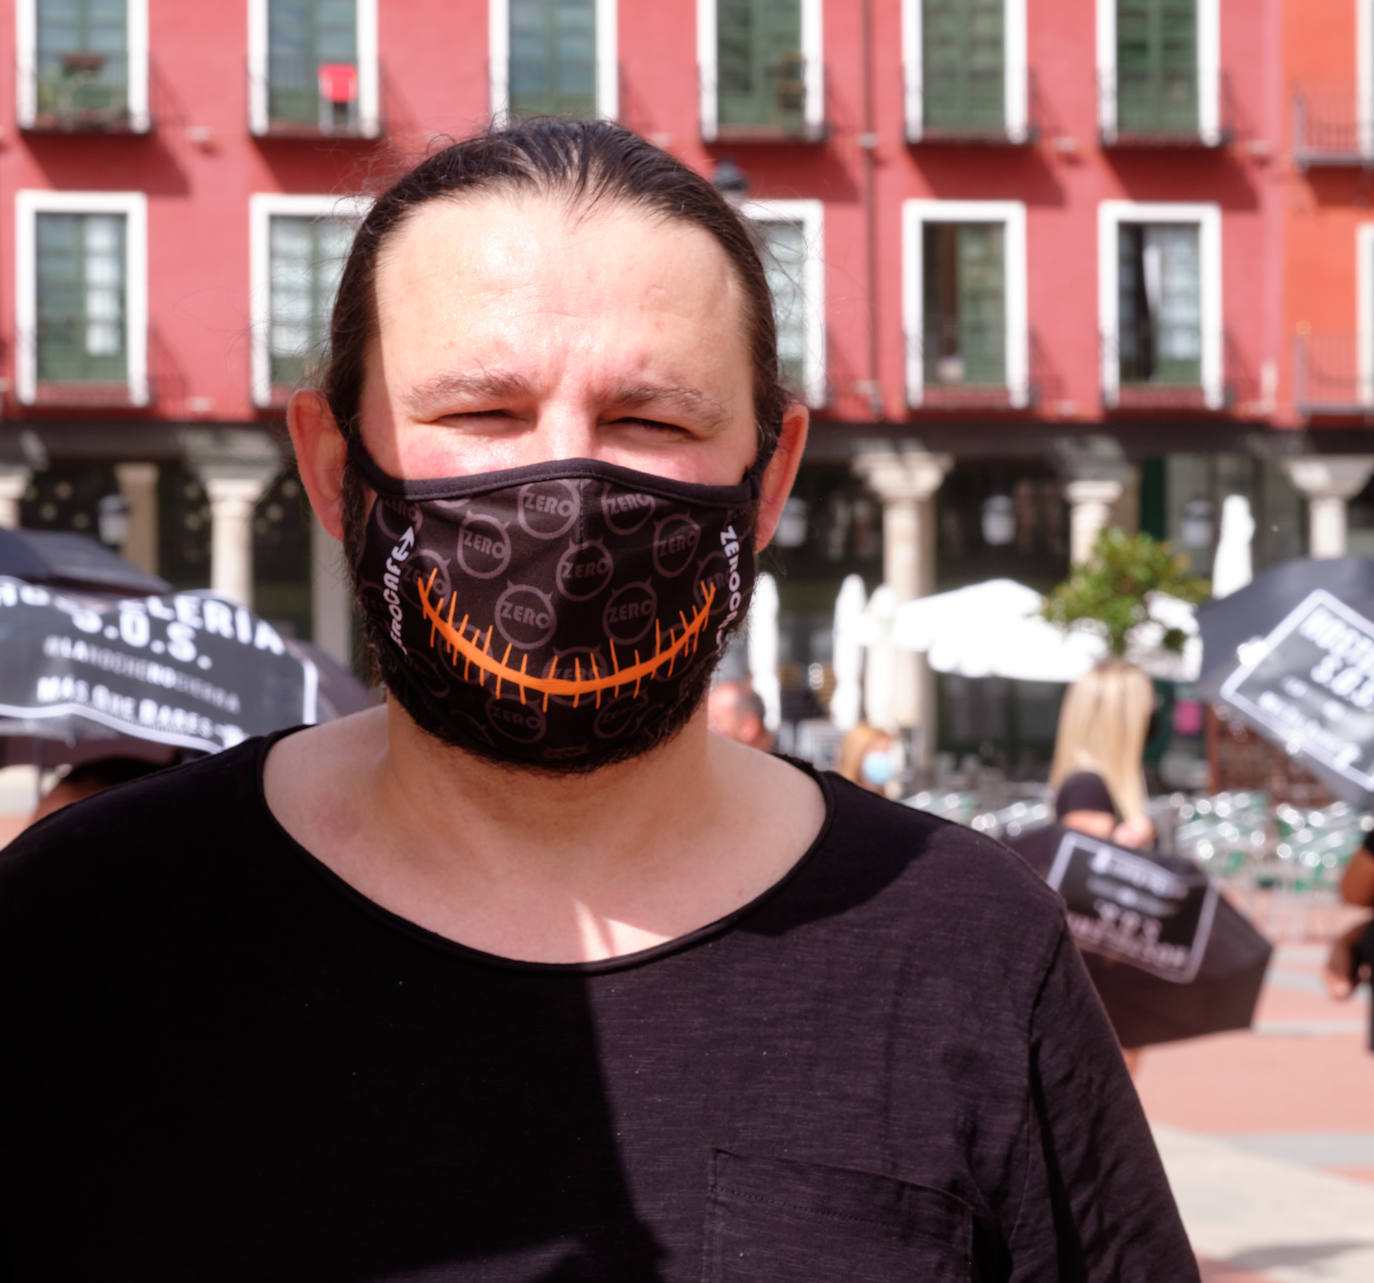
[349,441,762,771]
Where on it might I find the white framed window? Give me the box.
[740,199,826,408]
[15,189,148,406]
[1096,0,1220,145]
[249,193,371,407]
[698,0,824,142]
[16,0,150,132]
[1356,222,1374,406]
[248,0,379,137]
[902,0,1028,144]
[489,0,618,122]
[1098,200,1222,409]
[902,200,1028,408]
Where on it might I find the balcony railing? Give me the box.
[15,322,150,409]
[1098,67,1232,147]
[909,318,1035,409]
[906,68,1039,145]
[1101,330,1232,411]
[1292,84,1374,168]
[1293,332,1374,415]
[248,57,380,138]
[19,50,139,132]
[702,53,825,142]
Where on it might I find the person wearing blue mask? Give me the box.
[0,120,1196,1281]
[837,721,898,796]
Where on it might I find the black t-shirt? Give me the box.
[0,734,1198,1282]
[1054,771,1120,823]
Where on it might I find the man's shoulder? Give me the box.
[816,771,1063,917]
[0,736,272,907]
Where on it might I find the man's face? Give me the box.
[346,192,766,769]
[358,193,759,488]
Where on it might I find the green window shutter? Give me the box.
[35,0,128,120]
[717,0,804,132]
[269,215,355,388]
[510,0,597,119]
[755,219,809,391]
[1117,222,1201,386]
[268,0,358,127]
[35,211,127,385]
[922,0,1004,134]
[1116,0,1197,136]
[922,222,1006,387]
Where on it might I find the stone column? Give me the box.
[853,448,951,759]
[115,462,159,576]
[0,467,30,529]
[1283,455,1374,559]
[203,474,272,606]
[311,513,354,668]
[1064,477,1127,565]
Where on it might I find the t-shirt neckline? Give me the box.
[253,727,838,976]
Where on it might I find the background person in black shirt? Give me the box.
[0,121,1198,1281]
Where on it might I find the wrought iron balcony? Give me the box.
[15,321,151,409]
[1098,67,1233,147]
[702,52,826,142]
[248,56,380,139]
[908,317,1035,410]
[19,50,139,132]
[1293,332,1374,415]
[1100,329,1233,411]
[1292,84,1374,168]
[906,68,1039,145]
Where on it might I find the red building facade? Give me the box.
[0,1,1367,757]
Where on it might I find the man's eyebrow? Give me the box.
[403,373,731,428]
[403,371,532,414]
[610,385,730,428]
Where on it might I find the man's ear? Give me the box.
[287,390,348,541]
[754,401,809,550]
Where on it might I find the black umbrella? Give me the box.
[1196,556,1374,806]
[1007,824,1273,1048]
[0,576,371,770]
[0,527,170,596]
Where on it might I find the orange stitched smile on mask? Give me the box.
[417,568,717,711]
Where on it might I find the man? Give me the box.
[706,679,774,752]
[0,121,1198,1280]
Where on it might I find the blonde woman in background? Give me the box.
[1049,659,1156,851]
[837,722,898,795]
[1049,659,1157,1074]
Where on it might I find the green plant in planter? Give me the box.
[1042,527,1211,658]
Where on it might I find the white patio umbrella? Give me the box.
[830,574,867,731]
[746,571,781,733]
[892,579,1202,684]
[862,585,901,730]
[894,579,1098,683]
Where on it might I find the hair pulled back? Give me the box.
[321,118,788,464]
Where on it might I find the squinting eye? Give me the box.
[617,417,685,433]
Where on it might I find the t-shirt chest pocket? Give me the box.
[701,1150,975,1283]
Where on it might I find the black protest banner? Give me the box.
[1045,830,1219,983]
[0,577,316,755]
[1218,588,1374,806]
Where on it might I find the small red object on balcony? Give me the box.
[317,63,357,104]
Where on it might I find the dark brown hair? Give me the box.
[322,118,788,466]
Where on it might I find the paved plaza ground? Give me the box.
[1136,900,1374,1283]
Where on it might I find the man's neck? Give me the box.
[370,699,721,892]
[265,701,825,964]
